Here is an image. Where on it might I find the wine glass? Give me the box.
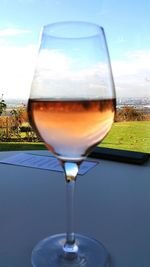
[28,21,116,267]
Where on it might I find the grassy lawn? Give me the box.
[0,121,150,153]
[100,121,150,153]
[0,142,46,151]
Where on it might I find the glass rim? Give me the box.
[41,21,104,39]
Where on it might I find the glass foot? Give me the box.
[31,233,110,267]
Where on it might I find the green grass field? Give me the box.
[100,121,150,153]
[0,142,46,151]
[0,121,150,153]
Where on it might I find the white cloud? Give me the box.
[0,44,37,99]
[0,44,149,100]
[37,49,71,73]
[31,49,114,99]
[0,28,31,37]
[111,50,150,97]
[112,50,150,76]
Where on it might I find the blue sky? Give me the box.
[0,0,150,99]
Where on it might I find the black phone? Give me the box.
[90,147,149,165]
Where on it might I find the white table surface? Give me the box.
[0,150,150,267]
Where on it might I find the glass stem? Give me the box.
[62,162,79,260]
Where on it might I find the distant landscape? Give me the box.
[0,96,150,153]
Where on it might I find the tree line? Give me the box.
[0,96,39,141]
[115,106,149,122]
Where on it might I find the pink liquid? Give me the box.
[28,99,116,161]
